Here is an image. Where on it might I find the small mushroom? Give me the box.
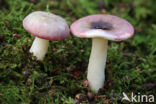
[70,14,134,92]
[23,11,70,60]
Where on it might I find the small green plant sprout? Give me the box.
[23,11,70,60]
[70,14,134,92]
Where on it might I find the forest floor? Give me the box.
[0,0,156,104]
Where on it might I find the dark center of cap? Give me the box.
[91,22,113,30]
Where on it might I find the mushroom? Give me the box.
[70,14,134,92]
[23,11,70,60]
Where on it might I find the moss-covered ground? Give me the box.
[0,0,156,104]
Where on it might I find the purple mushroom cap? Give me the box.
[70,14,134,41]
[23,11,70,41]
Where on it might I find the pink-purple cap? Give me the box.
[23,11,70,41]
[70,14,134,41]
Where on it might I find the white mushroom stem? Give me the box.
[87,38,108,92]
[30,37,49,61]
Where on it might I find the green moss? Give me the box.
[0,0,156,103]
